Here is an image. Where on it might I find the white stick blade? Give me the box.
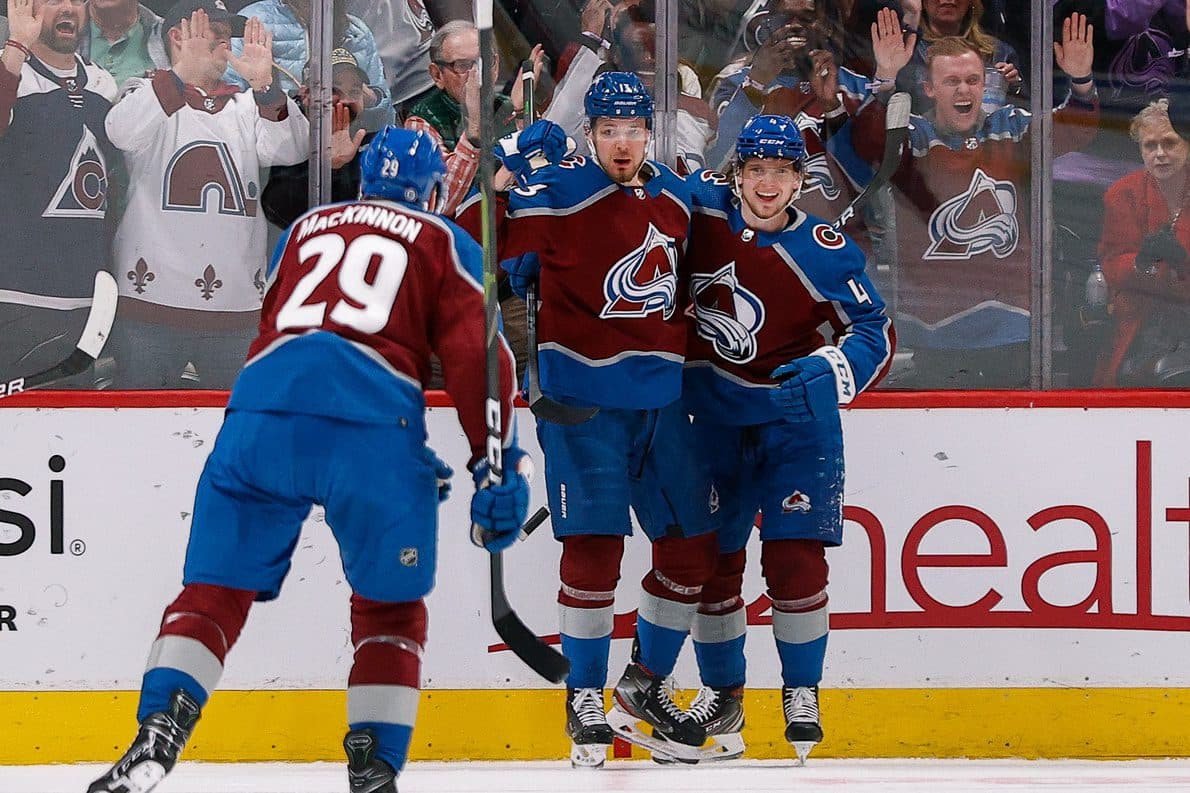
[77,271,118,359]
[885,92,912,130]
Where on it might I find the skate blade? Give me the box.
[570,741,610,768]
[606,705,730,764]
[791,740,817,766]
[653,732,744,765]
[92,761,166,793]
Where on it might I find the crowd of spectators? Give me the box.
[0,0,1187,390]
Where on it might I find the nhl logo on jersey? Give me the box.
[781,490,811,513]
[599,222,679,320]
[399,547,419,567]
[689,261,766,364]
[925,167,1018,260]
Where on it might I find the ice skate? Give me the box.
[87,689,201,793]
[652,684,745,764]
[782,685,823,765]
[607,661,711,762]
[565,688,613,768]
[344,728,398,793]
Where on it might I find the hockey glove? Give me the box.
[501,253,541,300]
[771,354,842,423]
[423,446,453,503]
[494,120,574,186]
[469,449,532,552]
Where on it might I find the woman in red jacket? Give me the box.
[1098,98,1190,387]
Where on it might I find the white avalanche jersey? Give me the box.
[106,71,309,323]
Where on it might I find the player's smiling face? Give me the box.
[738,158,801,227]
[590,117,651,185]
[37,0,84,54]
[924,51,984,136]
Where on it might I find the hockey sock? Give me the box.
[138,583,255,721]
[762,540,829,688]
[558,535,623,689]
[636,533,717,678]
[692,549,747,688]
[347,595,427,774]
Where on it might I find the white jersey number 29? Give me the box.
[276,232,408,334]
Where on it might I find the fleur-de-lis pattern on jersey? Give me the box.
[195,264,223,301]
[127,258,155,294]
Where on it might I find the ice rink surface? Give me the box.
[5,760,1190,793]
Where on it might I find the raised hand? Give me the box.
[749,22,802,86]
[580,0,612,38]
[330,102,366,169]
[1054,12,1094,81]
[173,9,217,82]
[871,6,916,82]
[6,0,42,49]
[808,48,839,107]
[229,16,275,91]
[509,43,545,120]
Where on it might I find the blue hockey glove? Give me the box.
[770,355,841,423]
[494,120,573,185]
[470,475,530,552]
[469,448,532,552]
[423,446,453,503]
[501,253,540,300]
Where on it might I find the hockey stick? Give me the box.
[0,271,118,399]
[520,62,598,426]
[475,7,569,684]
[831,91,911,231]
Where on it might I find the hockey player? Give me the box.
[87,127,530,793]
[677,114,894,764]
[495,72,719,766]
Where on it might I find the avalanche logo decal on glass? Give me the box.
[689,261,766,364]
[801,152,841,202]
[600,223,679,320]
[924,167,1017,261]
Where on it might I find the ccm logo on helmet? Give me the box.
[813,224,846,250]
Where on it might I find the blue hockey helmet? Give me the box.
[735,114,807,169]
[584,71,655,127]
[359,126,447,208]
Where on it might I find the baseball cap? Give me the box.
[330,48,368,80]
[161,0,248,39]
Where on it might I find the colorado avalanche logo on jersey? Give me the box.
[600,223,679,320]
[43,126,108,219]
[689,261,765,363]
[801,152,841,201]
[924,167,1017,260]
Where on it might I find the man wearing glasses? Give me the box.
[0,0,118,386]
[402,19,522,215]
